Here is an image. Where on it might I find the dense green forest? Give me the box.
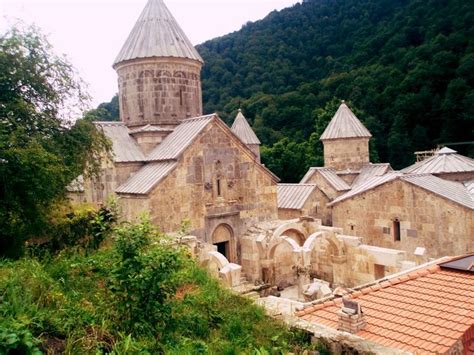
[91,0,474,181]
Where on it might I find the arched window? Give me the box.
[393,218,401,242]
[216,178,222,196]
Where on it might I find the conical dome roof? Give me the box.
[320,102,372,140]
[402,147,474,174]
[114,0,203,66]
[231,110,261,145]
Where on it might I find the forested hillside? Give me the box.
[91,0,474,181]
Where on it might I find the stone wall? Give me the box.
[72,160,143,205]
[277,188,331,225]
[332,179,474,260]
[302,172,345,201]
[115,57,203,127]
[239,219,409,289]
[131,130,172,155]
[323,138,370,171]
[119,121,278,264]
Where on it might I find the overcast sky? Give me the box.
[1,0,300,107]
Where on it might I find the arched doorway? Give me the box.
[211,224,234,262]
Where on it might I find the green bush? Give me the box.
[0,321,42,355]
[27,200,118,257]
[109,217,187,337]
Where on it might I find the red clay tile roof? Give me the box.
[296,259,474,354]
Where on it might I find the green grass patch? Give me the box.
[0,218,326,354]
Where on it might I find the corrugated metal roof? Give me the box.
[352,163,393,187]
[301,167,351,191]
[402,174,474,210]
[277,184,317,210]
[116,161,177,195]
[231,110,261,145]
[402,147,474,174]
[300,168,316,184]
[320,102,372,140]
[330,173,400,205]
[95,122,146,162]
[146,114,215,161]
[114,0,203,66]
[464,180,474,198]
[330,173,474,210]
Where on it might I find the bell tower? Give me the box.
[113,0,203,128]
[320,101,372,171]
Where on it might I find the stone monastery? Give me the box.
[70,0,474,280]
[70,1,474,351]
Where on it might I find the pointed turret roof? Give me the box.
[320,101,372,140]
[231,110,261,145]
[114,0,203,66]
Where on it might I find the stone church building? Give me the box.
[295,101,474,260]
[71,0,473,289]
[72,0,279,264]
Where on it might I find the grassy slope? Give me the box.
[0,247,324,354]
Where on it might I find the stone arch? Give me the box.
[303,232,325,251]
[268,236,301,286]
[309,233,345,285]
[159,70,172,77]
[281,228,305,246]
[272,221,308,244]
[211,223,234,262]
[269,236,300,259]
[202,251,229,279]
[138,70,154,78]
[173,71,186,78]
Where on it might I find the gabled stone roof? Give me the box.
[231,110,261,145]
[114,0,203,66]
[146,114,215,161]
[320,102,372,140]
[351,163,393,187]
[115,113,279,195]
[95,122,146,162]
[277,184,318,210]
[116,161,177,195]
[300,167,351,192]
[329,173,474,210]
[402,147,474,174]
[296,255,474,354]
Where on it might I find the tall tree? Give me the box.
[0,25,109,258]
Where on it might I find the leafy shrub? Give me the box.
[0,321,41,355]
[27,200,118,256]
[108,216,188,337]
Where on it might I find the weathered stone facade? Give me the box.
[115,58,203,128]
[69,2,473,328]
[119,120,278,264]
[322,138,370,171]
[277,188,331,225]
[71,160,143,205]
[237,218,412,290]
[332,179,474,260]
